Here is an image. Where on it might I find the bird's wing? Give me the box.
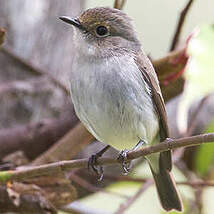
[135,51,172,170]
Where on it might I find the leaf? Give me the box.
[194,120,214,176]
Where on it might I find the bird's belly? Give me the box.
[73,88,140,150]
[70,56,159,151]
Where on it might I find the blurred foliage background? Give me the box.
[0,0,214,214]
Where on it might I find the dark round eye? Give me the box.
[95,25,108,37]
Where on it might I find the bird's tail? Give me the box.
[148,154,183,212]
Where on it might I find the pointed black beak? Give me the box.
[59,16,85,31]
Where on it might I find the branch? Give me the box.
[69,172,128,199]
[0,133,214,184]
[32,123,94,165]
[170,0,194,51]
[185,95,210,137]
[1,46,69,95]
[0,110,78,160]
[105,174,214,187]
[114,179,153,214]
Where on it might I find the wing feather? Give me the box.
[135,51,172,171]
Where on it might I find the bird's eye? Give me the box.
[95,25,109,37]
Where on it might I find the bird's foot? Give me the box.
[117,149,131,175]
[88,145,110,181]
[88,154,104,181]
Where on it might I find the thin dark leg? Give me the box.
[88,145,110,180]
[117,140,147,174]
[117,149,130,174]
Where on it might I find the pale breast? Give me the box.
[70,55,159,150]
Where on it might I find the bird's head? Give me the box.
[60,7,141,58]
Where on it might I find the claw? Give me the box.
[88,154,104,181]
[117,149,131,175]
[88,145,110,181]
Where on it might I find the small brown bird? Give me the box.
[60,7,183,212]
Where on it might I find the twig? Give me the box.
[69,172,129,198]
[114,0,126,10]
[185,95,210,137]
[105,174,214,187]
[114,179,153,214]
[1,46,69,95]
[0,133,214,183]
[170,0,194,51]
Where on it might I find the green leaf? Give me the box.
[0,171,13,183]
[194,120,214,176]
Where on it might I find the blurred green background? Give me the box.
[86,0,213,58]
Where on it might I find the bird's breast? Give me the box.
[69,55,159,150]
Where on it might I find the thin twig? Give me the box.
[0,133,214,183]
[185,95,210,137]
[170,0,194,51]
[114,179,153,214]
[69,172,129,199]
[105,174,214,187]
[114,0,126,10]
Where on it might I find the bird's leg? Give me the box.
[117,140,147,174]
[133,140,147,151]
[117,149,130,174]
[88,145,110,181]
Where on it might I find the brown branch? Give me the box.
[185,95,210,137]
[114,179,153,214]
[1,46,69,95]
[32,123,94,165]
[0,110,78,160]
[114,0,126,10]
[170,0,194,51]
[1,133,214,184]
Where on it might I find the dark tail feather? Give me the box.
[150,167,183,212]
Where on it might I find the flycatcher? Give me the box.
[60,7,182,212]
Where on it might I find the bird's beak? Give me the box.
[59,16,85,31]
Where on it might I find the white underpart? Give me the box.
[69,46,159,152]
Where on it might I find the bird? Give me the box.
[59,7,183,212]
